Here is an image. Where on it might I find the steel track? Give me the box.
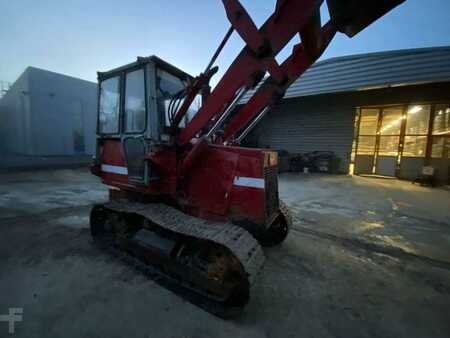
[91,201,266,318]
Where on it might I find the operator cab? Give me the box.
[96,56,198,183]
[97,56,197,141]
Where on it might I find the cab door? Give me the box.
[98,74,129,185]
[122,67,148,184]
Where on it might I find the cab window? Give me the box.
[156,69,186,127]
[124,69,146,133]
[99,76,120,134]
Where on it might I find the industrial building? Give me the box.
[0,67,97,165]
[244,46,450,184]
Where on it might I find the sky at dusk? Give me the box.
[1,0,449,86]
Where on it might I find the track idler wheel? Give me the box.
[259,200,292,247]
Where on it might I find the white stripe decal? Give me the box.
[101,164,128,175]
[233,176,265,189]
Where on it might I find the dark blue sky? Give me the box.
[1,0,449,85]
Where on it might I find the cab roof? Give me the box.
[97,55,194,82]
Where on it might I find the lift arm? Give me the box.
[223,19,337,143]
[175,0,406,146]
[176,0,323,146]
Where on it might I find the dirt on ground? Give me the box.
[0,169,449,338]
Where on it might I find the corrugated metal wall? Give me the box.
[247,96,354,173]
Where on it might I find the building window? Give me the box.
[353,102,450,177]
[377,107,402,157]
[431,136,450,159]
[99,76,120,134]
[124,69,146,133]
[357,136,376,155]
[380,107,402,136]
[430,104,450,159]
[351,110,361,162]
[404,135,427,157]
[359,109,378,135]
[402,105,431,157]
[433,104,450,136]
[378,136,400,156]
[431,137,445,158]
[405,105,430,135]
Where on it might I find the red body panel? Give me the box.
[100,140,130,188]
[183,145,267,224]
[95,140,272,226]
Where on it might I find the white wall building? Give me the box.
[0,67,97,157]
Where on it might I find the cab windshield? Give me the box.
[156,68,200,128]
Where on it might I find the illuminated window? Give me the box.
[402,105,431,158]
[403,135,427,157]
[359,109,378,135]
[433,104,450,136]
[431,136,450,159]
[380,107,402,136]
[378,136,400,156]
[431,137,444,158]
[405,105,430,135]
[447,139,450,159]
[357,136,376,155]
[354,103,450,165]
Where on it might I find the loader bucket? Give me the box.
[327,0,406,37]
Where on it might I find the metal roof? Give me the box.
[241,46,450,103]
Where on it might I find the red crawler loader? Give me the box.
[90,0,406,317]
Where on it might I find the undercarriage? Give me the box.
[90,200,290,317]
